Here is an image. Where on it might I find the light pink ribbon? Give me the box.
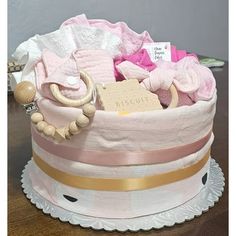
[32,127,212,166]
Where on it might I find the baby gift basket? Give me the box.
[11,14,224,231]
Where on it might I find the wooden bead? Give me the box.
[69,121,81,135]
[76,114,89,128]
[43,125,55,137]
[14,81,36,104]
[36,121,48,132]
[65,127,72,139]
[54,128,66,142]
[31,112,44,124]
[82,103,96,118]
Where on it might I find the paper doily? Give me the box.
[21,158,225,232]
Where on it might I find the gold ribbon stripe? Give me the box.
[33,150,210,191]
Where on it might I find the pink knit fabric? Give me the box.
[61,14,197,63]
[35,49,116,101]
[61,14,153,56]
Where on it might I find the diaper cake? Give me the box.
[12,14,224,231]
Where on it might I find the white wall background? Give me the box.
[8,0,228,60]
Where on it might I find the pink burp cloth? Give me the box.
[35,49,116,102]
[35,50,83,101]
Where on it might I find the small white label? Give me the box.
[142,42,171,62]
[67,76,78,85]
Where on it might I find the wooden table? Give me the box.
[8,63,228,236]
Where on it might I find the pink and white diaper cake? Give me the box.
[13,14,224,231]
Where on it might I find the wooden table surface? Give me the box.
[8,63,228,236]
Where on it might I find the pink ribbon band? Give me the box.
[32,127,212,166]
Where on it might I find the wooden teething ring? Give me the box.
[167,84,179,109]
[50,70,95,107]
[14,71,97,142]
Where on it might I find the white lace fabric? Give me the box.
[12,25,123,86]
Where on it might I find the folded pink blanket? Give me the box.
[61,14,153,56]
[114,48,157,81]
[61,14,197,64]
[35,49,116,101]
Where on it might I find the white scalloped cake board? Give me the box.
[21,158,224,232]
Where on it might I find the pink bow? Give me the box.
[116,56,216,103]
